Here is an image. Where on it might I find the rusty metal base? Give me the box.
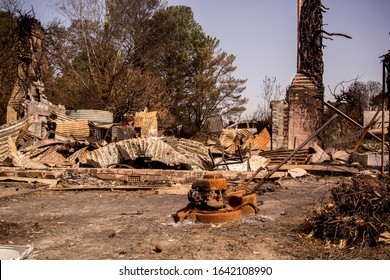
[174,193,258,223]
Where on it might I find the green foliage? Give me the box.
[137,5,247,135]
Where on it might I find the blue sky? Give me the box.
[24,0,390,115]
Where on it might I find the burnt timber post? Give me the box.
[286,0,324,149]
[381,50,390,175]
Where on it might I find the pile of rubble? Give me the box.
[303,174,390,247]
[0,116,313,173]
[0,107,217,170]
[0,108,388,175]
[0,112,274,171]
[3,134,214,171]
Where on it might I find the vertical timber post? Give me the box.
[382,50,390,176]
[382,57,386,176]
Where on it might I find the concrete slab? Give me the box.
[351,152,389,168]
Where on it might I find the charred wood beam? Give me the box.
[381,50,390,175]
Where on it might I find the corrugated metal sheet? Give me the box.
[15,139,76,167]
[134,111,157,126]
[5,131,48,169]
[169,138,213,170]
[85,138,193,168]
[219,129,255,155]
[236,129,254,140]
[53,111,76,122]
[0,117,31,161]
[134,111,158,137]
[242,128,271,152]
[67,110,113,124]
[220,129,254,146]
[30,146,70,167]
[67,146,88,166]
[55,119,90,140]
[117,138,192,166]
[82,143,121,168]
[219,129,235,147]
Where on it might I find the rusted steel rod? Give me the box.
[353,109,381,152]
[324,101,382,142]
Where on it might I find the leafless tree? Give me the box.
[45,0,167,120]
[253,76,284,122]
[0,0,21,13]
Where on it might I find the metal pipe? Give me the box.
[324,101,382,142]
[353,109,381,152]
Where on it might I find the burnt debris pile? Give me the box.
[304,175,390,247]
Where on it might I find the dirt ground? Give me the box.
[0,174,389,260]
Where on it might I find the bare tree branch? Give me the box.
[321,30,352,40]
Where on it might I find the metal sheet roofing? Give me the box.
[55,120,90,140]
[84,138,198,168]
[134,111,158,137]
[0,117,32,161]
[67,110,113,124]
[242,128,271,152]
